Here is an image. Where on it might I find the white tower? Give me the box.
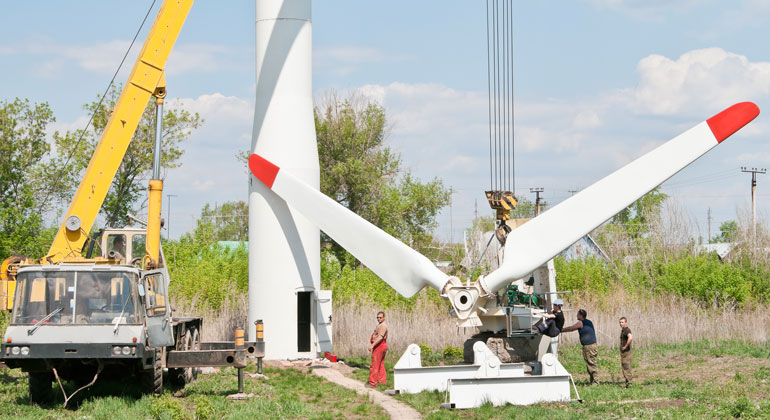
[249,0,330,359]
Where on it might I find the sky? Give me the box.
[2,0,770,243]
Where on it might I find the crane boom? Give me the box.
[45,0,194,262]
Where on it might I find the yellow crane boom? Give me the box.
[45,0,193,263]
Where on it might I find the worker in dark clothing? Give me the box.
[562,309,599,385]
[537,298,565,337]
[619,316,633,387]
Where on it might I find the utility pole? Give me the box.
[530,187,544,216]
[568,189,579,197]
[707,208,712,243]
[449,187,454,244]
[741,166,766,239]
[166,194,177,240]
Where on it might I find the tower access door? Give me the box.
[297,291,312,352]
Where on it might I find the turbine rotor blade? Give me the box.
[481,102,760,294]
[249,154,448,297]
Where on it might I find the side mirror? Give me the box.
[137,284,145,297]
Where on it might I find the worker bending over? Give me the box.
[562,309,599,385]
[537,298,565,337]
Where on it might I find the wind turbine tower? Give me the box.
[248,0,331,359]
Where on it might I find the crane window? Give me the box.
[11,273,75,325]
[108,235,127,259]
[144,274,167,317]
[132,235,146,261]
[10,271,140,325]
[74,272,139,324]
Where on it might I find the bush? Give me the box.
[654,254,752,305]
[322,250,444,309]
[442,345,463,360]
[554,257,614,295]
[148,395,190,420]
[165,235,248,310]
[418,343,432,355]
[555,253,770,308]
[192,395,217,420]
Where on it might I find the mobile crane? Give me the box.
[1,0,262,404]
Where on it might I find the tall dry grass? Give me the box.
[168,287,770,357]
[172,292,248,342]
[331,290,770,358]
[562,290,770,348]
[332,298,477,357]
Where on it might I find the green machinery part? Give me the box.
[505,284,539,307]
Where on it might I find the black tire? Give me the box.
[190,328,200,381]
[141,349,163,395]
[28,371,53,405]
[169,330,193,387]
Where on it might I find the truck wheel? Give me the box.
[141,349,163,395]
[170,330,193,386]
[190,328,200,380]
[28,371,53,405]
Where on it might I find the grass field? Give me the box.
[346,340,770,420]
[2,340,768,419]
[0,363,388,420]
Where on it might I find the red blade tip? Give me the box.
[706,102,760,143]
[248,154,280,188]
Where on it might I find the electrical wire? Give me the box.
[14,0,159,251]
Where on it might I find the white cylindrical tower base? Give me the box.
[249,0,320,359]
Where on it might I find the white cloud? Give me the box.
[314,45,407,77]
[35,59,66,79]
[573,110,602,129]
[445,155,479,174]
[342,45,770,241]
[6,39,241,77]
[585,0,707,22]
[623,48,770,116]
[166,44,245,75]
[168,93,253,125]
[192,179,215,191]
[47,115,91,137]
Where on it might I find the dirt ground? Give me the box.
[630,353,767,385]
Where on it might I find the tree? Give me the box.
[713,220,738,243]
[196,201,248,242]
[611,186,668,240]
[315,92,451,260]
[54,85,202,227]
[0,98,75,259]
[510,196,538,219]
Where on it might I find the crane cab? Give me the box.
[98,228,149,265]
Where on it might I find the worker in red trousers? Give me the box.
[367,311,388,387]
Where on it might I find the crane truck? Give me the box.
[0,0,263,404]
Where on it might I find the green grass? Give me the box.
[0,364,388,420]
[4,340,768,419]
[343,340,770,419]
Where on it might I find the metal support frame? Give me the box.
[391,342,573,408]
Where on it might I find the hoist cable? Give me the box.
[500,0,508,190]
[486,0,493,191]
[486,0,517,195]
[509,3,516,191]
[493,0,499,191]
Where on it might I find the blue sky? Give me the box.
[2,0,770,242]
